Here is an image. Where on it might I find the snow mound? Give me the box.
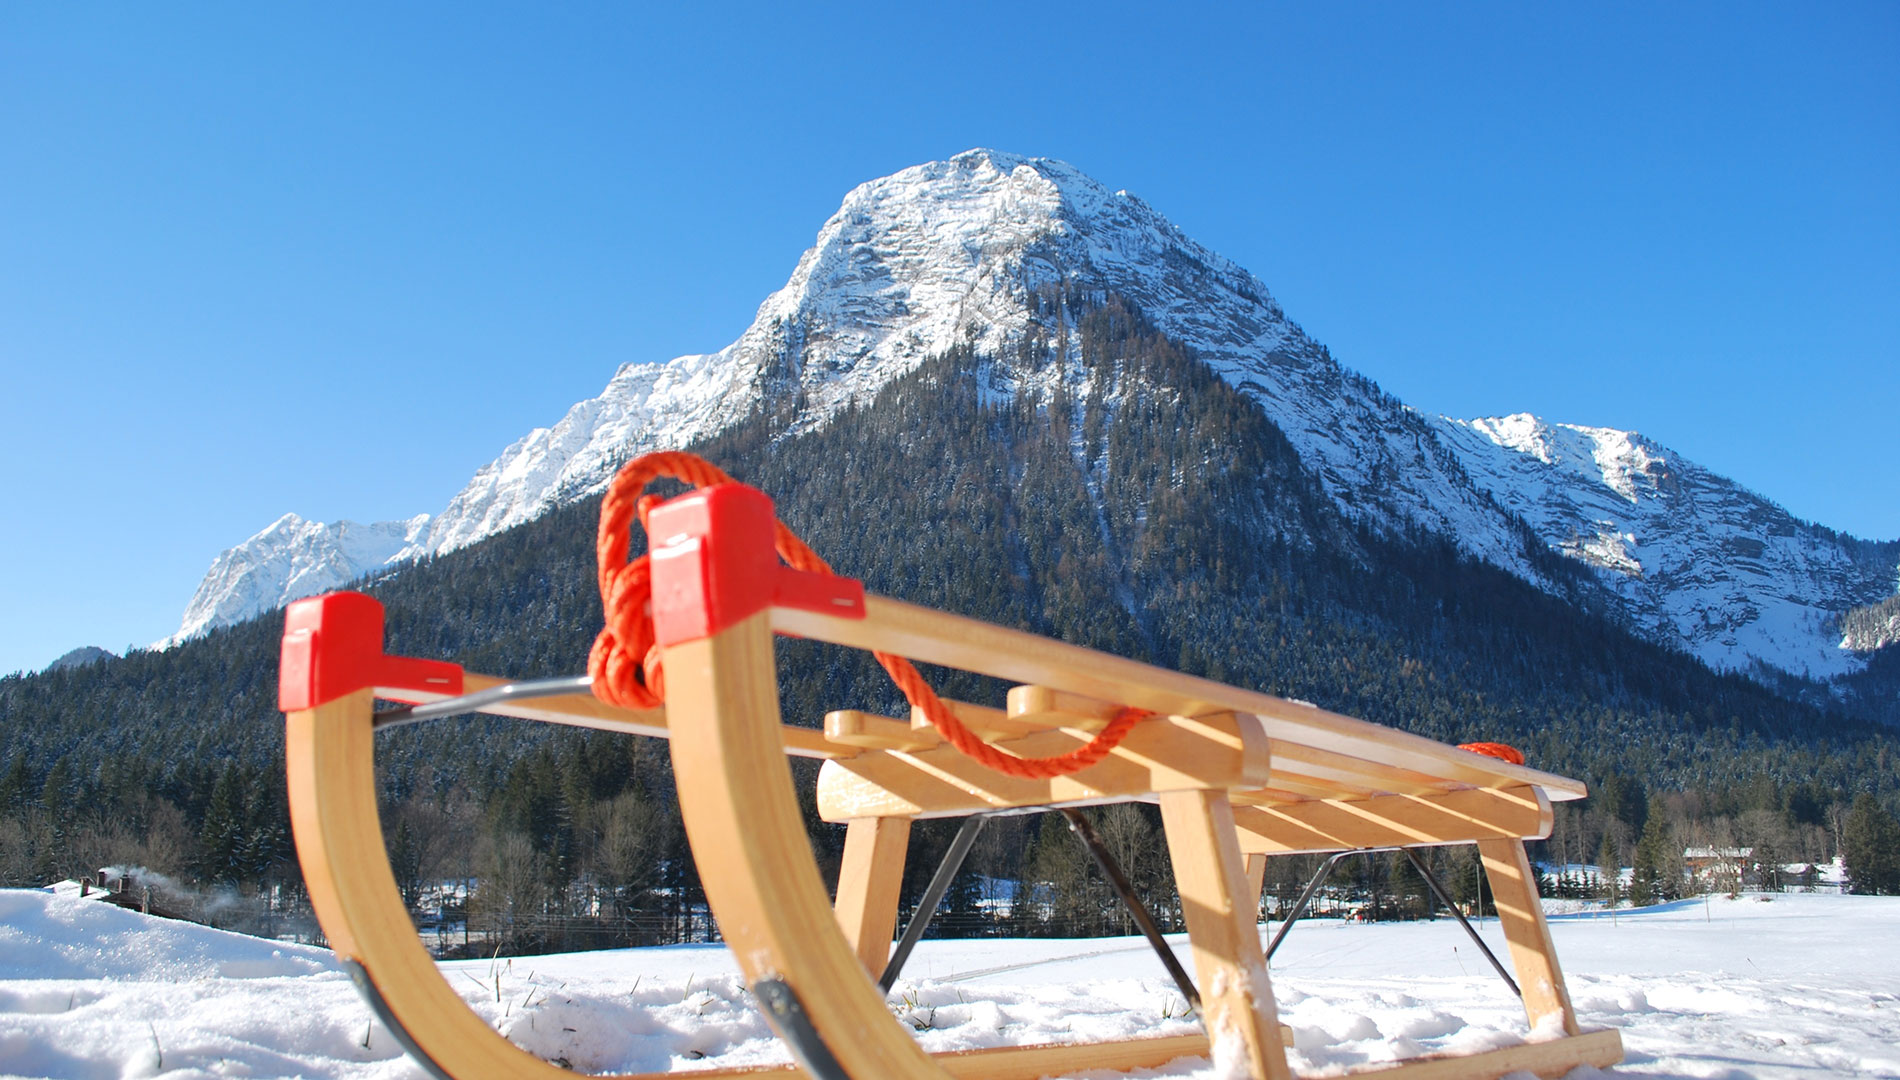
[0,890,334,982]
[4,889,1900,1078]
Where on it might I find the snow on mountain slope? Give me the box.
[164,513,430,644]
[165,150,1532,644]
[1841,596,1900,653]
[164,149,1894,683]
[399,150,1546,580]
[1434,413,1898,679]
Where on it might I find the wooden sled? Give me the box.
[281,479,1622,1079]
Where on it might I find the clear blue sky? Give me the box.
[3,3,1895,675]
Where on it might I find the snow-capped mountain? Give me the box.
[165,513,430,644]
[165,150,1897,682]
[1434,414,1896,679]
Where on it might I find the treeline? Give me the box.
[4,289,1899,948]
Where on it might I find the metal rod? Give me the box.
[1400,847,1520,998]
[1263,849,1357,960]
[371,674,595,730]
[753,978,850,1080]
[877,815,988,994]
[1059,808,1201,1011]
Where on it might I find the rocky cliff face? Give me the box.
[165,150,1896,682]
[1434,414,1898,679]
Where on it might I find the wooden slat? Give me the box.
[1478,838,1581,1036]
[1239,776,1386,803]
[1266,740,1457,797]
[933,1034,1211,1079]
[1333,1028,1621,1079]
[1006,685,1119,731]
[914,698,1051,740]
[1002,694,1469,801]
[827,710,939,752]
[383,673,848,759]
[1231,786,1324,806]
[773,596,1587,800]
[833,817,911,975]
[1160,789,1292,1080]
[815,712,1270,821]
[1233,786,1553,855]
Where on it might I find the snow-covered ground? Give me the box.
[2,887,1896,1078]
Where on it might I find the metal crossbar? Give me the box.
[372,674,594,729]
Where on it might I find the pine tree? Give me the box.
[1630,815,1678,906]
[389,818,422,909]
[38,756,73,821]
[1024,815,1092,935]
[197,764,246,885]
[1597,831,1621,908]
[1842,793,1900,896]
[0,755,29,811]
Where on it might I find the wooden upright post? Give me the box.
[834,816,912,976]
[1243,853,1269,923]
[1159,789,1294,1080]
[1476,837,1580,1035]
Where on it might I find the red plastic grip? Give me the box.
[278,591,463,711]
[645,483,865,647]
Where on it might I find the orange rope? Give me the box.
[1457,741,1525,766]
[589,450,1152,779]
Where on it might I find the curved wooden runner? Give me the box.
[285,669,1219,1079]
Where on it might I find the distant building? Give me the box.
[47,869,192,921]
[1777,863,1820,891]
[1683,846,1752,891]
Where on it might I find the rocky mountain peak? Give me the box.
[159,151,1896,686]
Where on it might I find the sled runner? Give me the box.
[281,452,1622,1080]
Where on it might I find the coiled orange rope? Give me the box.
[1457,741,1525,765]
[589,451,1151,779]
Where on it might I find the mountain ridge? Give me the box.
[160,149,1898,685]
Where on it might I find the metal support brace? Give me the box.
[878,815,989,993]
[1059,808,1202,1011]
[1264,846,1520,1000]
[877,808,1205,1016]
[1400,847,1520,998]
[1262,849,1357,960]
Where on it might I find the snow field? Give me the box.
[2,889,1896,1078]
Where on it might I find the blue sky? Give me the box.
[2,3,1895,675]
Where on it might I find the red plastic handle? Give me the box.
[278,591,463,711]
[645,484,865,648]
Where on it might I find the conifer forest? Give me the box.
[4,295,1898,952]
